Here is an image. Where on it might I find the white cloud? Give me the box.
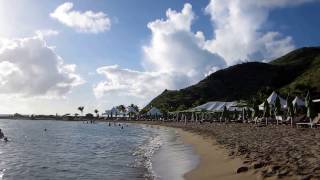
[50,2,111,33]
[203,0,300,65]
[94,4,224,101]
[35,29,59,38]
[94,65,168,98]
[0,35,84,98]
[94,1,314,105]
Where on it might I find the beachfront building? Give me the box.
[173,101,250,123]
[126,106,139,120]
[102,107,122,118]
[146,107,163,120]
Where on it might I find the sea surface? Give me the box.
[0,120,198,180]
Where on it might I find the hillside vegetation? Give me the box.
[143,47,320,112]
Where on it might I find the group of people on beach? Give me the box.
[0,129,8,142]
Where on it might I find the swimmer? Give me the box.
[44,128,47,131]
[121,126,124,129]
[4,137,8,142]
[0,129,4,139]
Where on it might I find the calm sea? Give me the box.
[0,120,198,180]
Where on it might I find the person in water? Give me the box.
[0,129,4,139]
[3,137,8,142]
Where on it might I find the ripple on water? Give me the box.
[0,120,158,180]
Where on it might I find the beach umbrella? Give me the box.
[287,95,294,126]
[274,96,281,124]
[246,108,252,120]
[293,102,298,115]
[233,109,238,120]
[263,100,269,117]
[305,91,316,121]
[275,96,281,115]
[252,101,259,119]
[221,106,228,122]
[263,100,270,125]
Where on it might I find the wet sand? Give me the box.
[177,129,255,180]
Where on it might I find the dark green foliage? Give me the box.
[143,47,320,112]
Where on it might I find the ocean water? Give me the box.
[0,120,198,180]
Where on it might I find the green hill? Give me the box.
[143,47,320,112]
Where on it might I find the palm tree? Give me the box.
[128,104,139,119]
[78,106,84,116]
[117,105,126,117]
[94,109,99,117]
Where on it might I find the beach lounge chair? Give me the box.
[276,116,291,125]
[253,117,263,124]
[275,116,284,124]
[296,114,320,128]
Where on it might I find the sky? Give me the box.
[0,0,319,115]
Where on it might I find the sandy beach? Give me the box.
[177,129,255,180]
[130,121,320,180]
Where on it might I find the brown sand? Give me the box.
[124,121,319,179]
[176,129,256,180]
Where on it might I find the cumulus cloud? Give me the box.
[50,2,111,33]
[94,65,168,98]
[94,1,314,103]
[0,35,84,98]
[94,4,224,100]
[143,3,225,76]
[203,0,300,65]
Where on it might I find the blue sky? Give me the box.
[0,0,319,115]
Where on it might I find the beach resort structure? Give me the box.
[147,91,320,128]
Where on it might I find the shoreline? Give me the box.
[127,121,320,180]
[135,122,257,180]
[2,119,319,179]
[176,128,255,180]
